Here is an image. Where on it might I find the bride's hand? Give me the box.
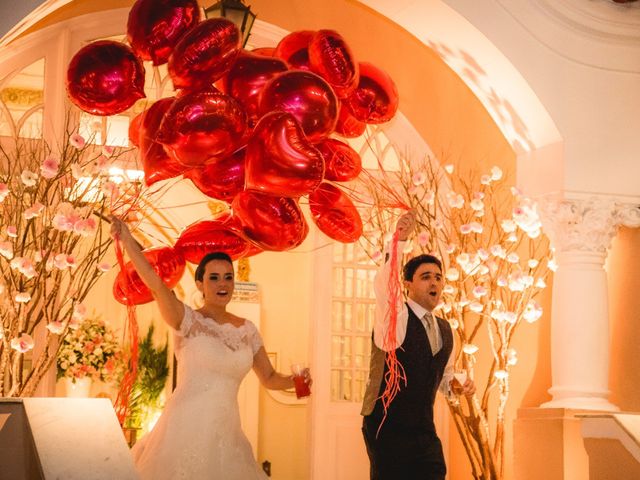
[301,368,313,387]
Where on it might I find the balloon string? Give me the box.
[113,237,139,426]
[376,232,406,437]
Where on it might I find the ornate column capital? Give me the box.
[538,196,639,253]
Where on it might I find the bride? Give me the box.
[110,216,311,479]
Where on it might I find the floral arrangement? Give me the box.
[56,314,123,383]
[359,156,553,480]
[0,122,143,397]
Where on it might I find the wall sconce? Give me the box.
[204,0,256,47]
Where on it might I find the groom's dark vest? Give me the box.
[361,306,453,433]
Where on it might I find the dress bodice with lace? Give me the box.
[131,305,268,480]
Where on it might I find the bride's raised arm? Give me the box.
[109,215,184,330]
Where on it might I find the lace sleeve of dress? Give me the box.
[175,304,197,337]
[245,320,264,355]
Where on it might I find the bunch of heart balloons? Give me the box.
[65,0,399,305]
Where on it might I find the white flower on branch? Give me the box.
[490,166,503,181]
[507,348,518,366]
[548,258,558,272]
[24,202,45,220]
[507,253,520,264]
[449,318,459,329]
[528,259,539,268]
[472,286,488,298]
[469,222,483,233]
[0,241,13,260]
[443,285,456,294]
[456,253,470,266]
[469,301,484,313]
[73,303,87,322]
[445,243,456,254]
[497,276,508,287]
[480,174,491,185]
[463,344,479,355]
[477,264,489,275]
[15,292,31,303]
[490,244,507,259]
[446,268,460,281]
[470,199,484,211]
[535,278,546,289]
[444,164,454,174]
[10,257,37,279]
[46,321,65,335]
[504,311,517,324]
[11,333,34,353]
[0,182,9,202]
[523,300,543,323]
[494,370,509,380]
[446,192,464,208]
[508,233,518,242]
[460,224,472,235]
[501,219,517,233]
[477,248,489,261]
[21,170,38,187]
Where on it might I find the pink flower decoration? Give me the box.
[417,231,430,246]
[69,133,86,149]
[40,156,60,179]
[46,321,65,335]
[23,202,45,220]
[11,333,34,353]
[412,172,427,186]
[101,145,115,156]
[460,224,472,235]
[94,155,110,173]
[74,218,97,237]
[97,262,111,272]
[0,182,9,202]
[472,286,488,298]
[73,303,87,321]
[371,251,383,263]
[53,253,68,270]
[66,255,77,269]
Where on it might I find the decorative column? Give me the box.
[539,197,640,410]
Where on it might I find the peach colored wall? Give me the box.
[608,227,640,412]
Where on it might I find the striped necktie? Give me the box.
[424,312,440,355]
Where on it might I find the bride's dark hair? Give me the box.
[195,252,233,281]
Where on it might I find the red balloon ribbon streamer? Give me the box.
[113,237,139,426]
[376,232,407,437]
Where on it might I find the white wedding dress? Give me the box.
[132,305,268,479]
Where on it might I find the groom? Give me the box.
[361,211,475,480]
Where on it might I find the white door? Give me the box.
[309,237,375,480]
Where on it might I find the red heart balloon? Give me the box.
[175,213,251,264]
[221,51,288,126]
[274,30,315,70]
[168,18,241,90]
[334,101,366,138]
[186,148,246,202]
[259,70,338,143]
[139,97,188,186]
[127,0,200,66]
[156,91,248,167]
[129,111,144,147]
[344,62,399,124]
[309,183,362,243]
[245,111,324,197]
[308,30,359,98]
[67,40,146,116]
[114,246,186,305]
[232,190,308,251]
[315,138,362,182]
